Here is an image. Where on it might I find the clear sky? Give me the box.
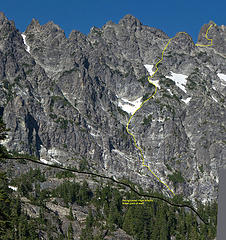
[1,0,225,42]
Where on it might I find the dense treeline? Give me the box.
[0,169,217,239]
[79,184,217,240]
[0,172,39,239]
[0,117,218,239]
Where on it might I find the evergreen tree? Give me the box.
[67,207,74,221]
[0,117,10,160]
[67,222,73,240]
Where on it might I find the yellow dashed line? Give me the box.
[126,23,216,196]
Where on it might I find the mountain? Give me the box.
[0,12,224,239]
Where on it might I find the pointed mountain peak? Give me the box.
[0,12,6,20]
[43,21,63,31]
[119,14,141,28]
[0,12,9,26]
[25,18,41,33]
[197,22,226,55]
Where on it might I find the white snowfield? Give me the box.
[182,97,191,104]
[167,89,173,96]
[21,34,31,53]
[144,64,160,88]
[212,96,218,103]
[40,158,53,165]
[40,158,62,165]
[118,97,143,115]
[144,64,155,76]
[9,186,18,191]
[167,72,188,93]
[217,73,226,85]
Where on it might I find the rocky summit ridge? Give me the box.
[0,11,226,205]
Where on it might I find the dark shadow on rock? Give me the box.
[0,107,4,118]
[25,112,43,158]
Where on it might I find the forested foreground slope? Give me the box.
[0,11,225,239]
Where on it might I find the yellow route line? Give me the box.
[196,23,216,47]
[126,23,216,196]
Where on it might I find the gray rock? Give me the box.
[0,12,225,207]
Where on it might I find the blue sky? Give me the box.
[1,0,225,42]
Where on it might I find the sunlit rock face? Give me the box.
[0,11,225,204]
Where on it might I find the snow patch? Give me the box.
[217,73,226,82]
[150,79,160,89]
[167,72,188,93]
[112,149,125,156]
[40,158,62,165]
[118,97,143,115]
[144,64,160,88]
[182,97,191,104]
[9,186,18,191]
[88,125,100,137]
[144,64,155,76]
[21,34,31,53]
[211,96,218,103]
[40,146,63,165]
[40,158,54,165]
[167,89,173,95]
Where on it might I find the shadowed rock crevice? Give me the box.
[25,112,42,157]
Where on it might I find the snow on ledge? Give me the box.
[217,73,226,82]
[167,72,188,93]
[144,64,155,76]
[144,64,160,89]
[21,34,31,53]
[182,97,191,104]
[118,97,143,115]
[212,96,218,103]
[40,158,62,165]
[9,186,18,191]
[167,89,173,95]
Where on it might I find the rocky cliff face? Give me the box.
[0,12,225,204]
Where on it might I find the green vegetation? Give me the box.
[80,183,217,240]
[49,113,57,119]
[0,118,10,160]
[142,92,151,101]
[25,69,33,75]
[79,158,89,171]
[62,68,78,76]
[14,75,22,85]
[163,78,175,88]
[51,95,71,106]
[0,118,218,239]
[22,63,32,68]
[199,164,204,173]
[168,171,185,185]
[55,117,68,129]
[162,92,173,99]
[56,170,74,179]
[0,172,40,239]
[74,99,77,107]
[165,163,172,171]
[142,114,152,125]
[79,127,87,132]
[49,95,72,112]
[52,180,93,206]
[137,75,147,86]
[10,168,46,197]
[117,106,128,117]
[187,75,198,90]
[2,80,15,103]
[91,28,102,37]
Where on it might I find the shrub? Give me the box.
[168,171,185,185]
